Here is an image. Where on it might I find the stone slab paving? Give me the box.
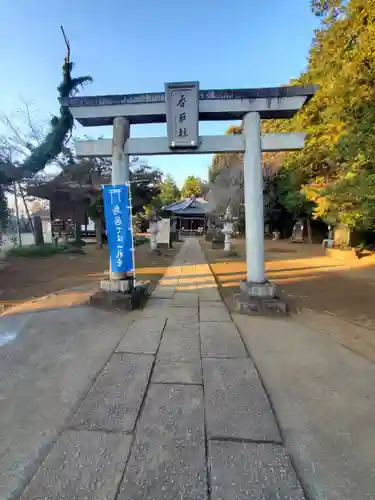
[172,291,199,307]
[144,297,174,308]
[150,285,176,299]
[203,357,281,442]
[70,353,153,432]
[157,324,201,361]
[20,431,132,500]
[140,298,173,319]
[118,384,207,500]
[200,321,248,358]
[200,301,232,322]
[198,287,222,301]
[152,360,202,384]
[18,239,305,500]
[166,305,199,323]
[116,317,166,354]
[209,441,305,500]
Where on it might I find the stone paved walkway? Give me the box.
[19,239,306,500]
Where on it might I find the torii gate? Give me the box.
[62,83,316,309]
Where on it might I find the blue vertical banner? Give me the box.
[102,184,134,274]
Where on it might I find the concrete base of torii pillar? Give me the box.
[235,280,288,316]
[90,282,149,311]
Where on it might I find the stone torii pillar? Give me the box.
[238,111,284,314]
[110,116,130,282]
[243,112,265,284]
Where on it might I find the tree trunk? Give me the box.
[95,218,103,249]
[306,218,313,244]
[18,182,34,233]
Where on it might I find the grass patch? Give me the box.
[8,243,85,258]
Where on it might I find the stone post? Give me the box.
[170,217,177,246]
[222,205,234,253]
[205,213,214,241]
[110,117,130,281]
[33,215,44,246]
[148,209,159,252]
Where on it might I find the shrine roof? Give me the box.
[163,197,213,215]
[27,171,109,200]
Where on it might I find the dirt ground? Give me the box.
[200,238,375,364]
[3,237,375,364]
[0,242,181,314]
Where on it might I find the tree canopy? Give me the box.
[3,0,375,241]
[66,156,163,221]
[209,0,375,235]
[130,164,162,213]
[292,0,375,230]
[181,175,204,198]
[157,174,180,206]
[0,60,91,187]
[0,57,92,231]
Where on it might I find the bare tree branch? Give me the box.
[18,96,44,146]
[0,99,46,166]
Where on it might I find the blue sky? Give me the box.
[0,0,317,187]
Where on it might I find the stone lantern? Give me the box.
[222,205,235,253]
